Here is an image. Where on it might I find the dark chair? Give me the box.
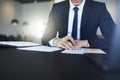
[0,35,8,41]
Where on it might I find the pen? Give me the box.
[67,40,74,46]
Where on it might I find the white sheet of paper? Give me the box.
[0,41,40,47]
[83,48,106,54]
[62,48,85,54]
[17,46,62,52]
[62,48,106,54]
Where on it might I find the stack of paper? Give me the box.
[62,48,106,54]
[17,46,62,52]
[62,48,85,54]
[0,41,40,47]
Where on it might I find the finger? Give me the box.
[67,42,75,50]
[56,40,67,49]
[62,41,73,50]
[74,45,82,49]
[57,41,69,50]
[80,40,89,47]
[59,44,68,50]
[66,36,75,45]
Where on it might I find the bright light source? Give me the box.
[23,19,47,39]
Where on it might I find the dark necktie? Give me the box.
[72,7,78,40]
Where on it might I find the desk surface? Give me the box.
[0,48,120,80]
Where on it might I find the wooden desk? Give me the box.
[0,48,120,80]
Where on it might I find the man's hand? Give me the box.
[53,36,76,50]
[53,36,89,50]
[74,40,90,48]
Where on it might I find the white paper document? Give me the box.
[0,41,40,47]
[62,48,106,54]
[62,48,85,54]
[17,46,62,52]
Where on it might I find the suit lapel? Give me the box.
[81,0,91,31]
[61,1,70,36]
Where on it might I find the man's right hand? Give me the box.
[53,36,76,50]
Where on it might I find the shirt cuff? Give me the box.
[86,40,90,47]
[49,38,57,46]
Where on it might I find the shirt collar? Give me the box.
[69,0,86,10]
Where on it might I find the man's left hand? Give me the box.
[74,40,90,48]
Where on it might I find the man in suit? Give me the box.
[41,0,115,52]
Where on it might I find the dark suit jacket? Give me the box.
[42,0,115,52]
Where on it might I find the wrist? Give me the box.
[53,38,60,46]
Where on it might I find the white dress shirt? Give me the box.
[67,0,86,40]
[49,0,86,46]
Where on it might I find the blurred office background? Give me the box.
[0,0,118,44]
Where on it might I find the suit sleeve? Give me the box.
[41,5,58,46]
[88,3,116,52]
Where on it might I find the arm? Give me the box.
[88,3,116,52]
[41,5,57,46]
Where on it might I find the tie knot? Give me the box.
[73,7,78,12]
